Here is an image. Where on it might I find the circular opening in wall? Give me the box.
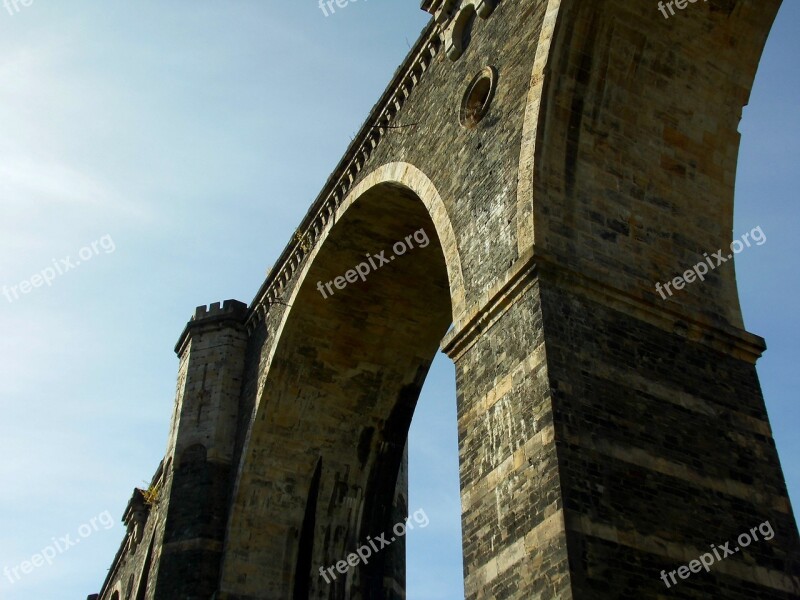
[460,66,497,128]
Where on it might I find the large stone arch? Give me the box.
[219,163,462,598]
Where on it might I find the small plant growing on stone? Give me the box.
[294,230,312,254]
[142,482,161,506]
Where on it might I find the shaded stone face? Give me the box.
[92,1,799,599]
[223,184,454,599]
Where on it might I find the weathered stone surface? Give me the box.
[91,1,799,598]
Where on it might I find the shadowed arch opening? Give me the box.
[221,180,455,598]
[451,5,477,59]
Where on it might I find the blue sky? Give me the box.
[0,2,796,599]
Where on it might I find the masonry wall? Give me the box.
[95,302,249,600]
[449,273,573,599]
[538,274,800,598]
[95,471,165,600]
[355,0,546,301]
[151,302,249,599]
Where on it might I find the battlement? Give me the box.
[174,299,248,356]
[192,300,248,322]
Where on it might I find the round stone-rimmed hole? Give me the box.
[460,66,497,128]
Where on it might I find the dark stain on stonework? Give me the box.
[294,458,322,599]
[358,426,375,468]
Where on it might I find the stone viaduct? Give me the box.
[91,0,799,598]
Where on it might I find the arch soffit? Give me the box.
[243,161,465,459]
[332,162,466,318]
[223,162,466,556]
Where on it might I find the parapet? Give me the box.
[192,299,248,322]
[174,299,249,355]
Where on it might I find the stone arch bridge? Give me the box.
[92,0,799,598]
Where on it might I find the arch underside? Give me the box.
[221,180,453,598]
